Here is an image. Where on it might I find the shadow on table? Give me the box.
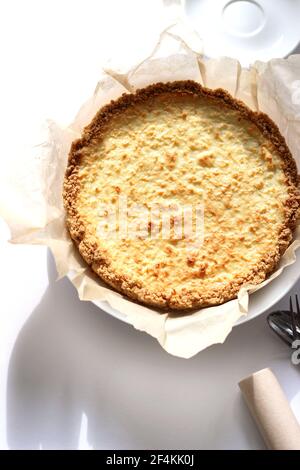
[6,251,299,449]
[6,251,163,449]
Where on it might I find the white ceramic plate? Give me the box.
[184,0,300,66]
[91,248,300,327]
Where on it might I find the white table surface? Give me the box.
[0,0,300,450]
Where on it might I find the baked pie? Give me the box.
[63,81,300,310]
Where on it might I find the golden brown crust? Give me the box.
[63,80,300,311]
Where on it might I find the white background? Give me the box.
[0,0,300,450]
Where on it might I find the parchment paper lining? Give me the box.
[2,24,300,358]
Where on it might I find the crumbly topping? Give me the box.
[63,80,300,311]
